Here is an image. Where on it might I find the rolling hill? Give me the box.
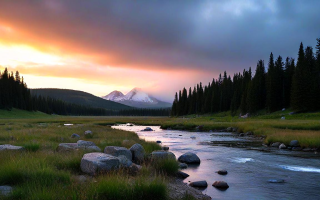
[31,89,131,110]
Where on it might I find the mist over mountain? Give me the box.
[102,88,172,108]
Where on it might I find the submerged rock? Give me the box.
[178,152,200,164]
[268,179,285,183]
[279,143,287,149]
[80,153,120,175]
[189,181,208,188]
[178,163,188,169]
[142,127,153,131]
[129,143,145,164]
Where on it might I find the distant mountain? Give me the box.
[102,88,172,108]
[31,89,131,110]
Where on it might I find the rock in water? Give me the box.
[279,143,287,149]
[216,170,228,175]
[80,153,120,175]
[0,186,13,197]
[156,140,162,143]
[212,181,229,189]
[178,152,200,164]
[178,163,188,169]
[268,179,285,183]
[162,146,169,151]
[104,146,132,161]
[151,150,176,161]
[0,144,24,151]
[289,140,299,147]
[189,181,208,188]
[129,144,145,164]
[176,171,189,179]
[142,127,153,131]
[271,142,281,148]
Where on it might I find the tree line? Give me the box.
[171,38,320,116]
[0,68,170,116]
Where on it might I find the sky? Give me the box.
[0,0,319,102]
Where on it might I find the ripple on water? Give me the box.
[232,157,255,163]
[279,165,320,173]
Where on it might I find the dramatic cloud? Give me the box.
[0,0,319,101]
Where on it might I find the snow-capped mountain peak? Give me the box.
[122,88,154,103]
[102,90,124,101]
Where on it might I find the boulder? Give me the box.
[216,170,228,175]
[0,186,13,197]
[189,181,208,188]
[178,163,188,169]
[104,146,132,161]
[156,141,161,143]
[279,143,287,149]
[176,171,189,179]
[162,146,169,151]
[281,117,285,120]
[289,140,299,147]
[118,155,133,167]
[128,163,142,175]
[178,152,200,164]
[212,181,229,189]
[271,142,281,148]
[0,144,24,151]
[77,140,101,152]
[84,130,93,136]
[151,150,176,161]
[56,143,78,152]
[129,144,145,164]
[71,133,80,139]
[80,153,120,175]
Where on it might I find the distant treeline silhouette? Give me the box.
[171,38,320,116]
[0,68,170,116]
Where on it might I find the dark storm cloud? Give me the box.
[0,0,319,73]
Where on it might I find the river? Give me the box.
[112,125,320,200]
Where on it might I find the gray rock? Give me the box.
[129,143,145,164]
[71,133,80,139]
[104,146,132,161]
[212,181,229,189]
[178,152,200,164]
[151,150,176,161]
[84,130,93,136]
[289,140,299,147]
[279,143,287,149]
[176,171,189,179]
[216,170,228,175]
[178,163,188,169]
[128,163,142,175]
[281,117,285,120]
[85,145,102,152]
[142,127,153,131]
[80,153,120,175]
[271,142,281,148]
[118,155,133,167]
[162,146,169,151]
[56,143,78,152]
[77,140,95,147]
[0,186,13,197]
[239,133,245,137]
[0,144,24,151]
[189,181,208,188]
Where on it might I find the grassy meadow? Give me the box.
[0,109,320,199]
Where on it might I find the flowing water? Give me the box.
[112,125,320,200]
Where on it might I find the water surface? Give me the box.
[113,125,320,200]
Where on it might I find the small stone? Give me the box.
[239,133,245,137]
[271,142,281,148]
[71,133,80,139]
[0,144,24,151]
[289,140,299,147]
[162,146,169,151]
[142,127,153,131]
[268,179,285,183]
[189,181,208,188]
[216,170,228,175]
[84,130,93,135]
[212,181,229,189]
[279,143,286,149]
[128,163,142,175]
[156,140,162,143]
[292,147,302,151]
[178,163,188,169]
